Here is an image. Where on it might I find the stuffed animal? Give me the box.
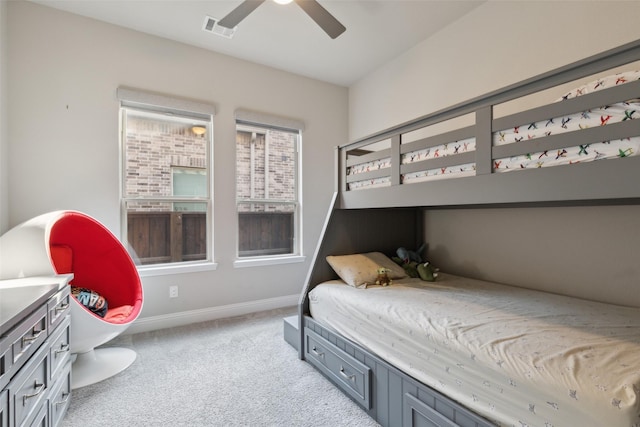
[396,243,426,264]
[417,262,439,282]
[392,258,420,278]
[393,244,439,282]
[375,267,393,286]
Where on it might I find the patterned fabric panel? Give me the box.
[401,137,476,164]
[346,138,476,190]
[309,275,640,427]
[493,71,640,172]
[494,136,640,172]
[558,70,640,101]
[402,137,476,183]
[347,176,391,191]
[347,156,391,176]
[401,162,476,184]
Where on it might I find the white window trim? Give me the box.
[118,87,216,272]
[137,261,219,277]
[234,111,304,262]
[233,255,306,269]
[234,108,304,132]
[117,87,216,118]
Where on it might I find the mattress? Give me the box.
[308,274,640,426]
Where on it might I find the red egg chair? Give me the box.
[0,211,143,389]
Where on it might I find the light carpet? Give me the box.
[62,306,380,427]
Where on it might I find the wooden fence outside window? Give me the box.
[127,211,293,264]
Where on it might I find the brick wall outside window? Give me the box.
[125,116,207,211]
[236,129,297,213]
[125,117,296,213]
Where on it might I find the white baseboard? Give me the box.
[124,294,299,335]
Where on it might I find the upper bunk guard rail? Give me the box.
[400,125,476,155]
[492,79,640,131]
[493,119,640,160]
[338,39,640,209]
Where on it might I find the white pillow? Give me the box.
[325,252,407,288]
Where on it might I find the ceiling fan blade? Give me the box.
[294,0,346,39]
[218,0,266,29]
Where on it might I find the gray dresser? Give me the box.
[0,276,72,427]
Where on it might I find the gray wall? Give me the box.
[424,205,640,308]
[0,1,8,233]
[4,2,348,331]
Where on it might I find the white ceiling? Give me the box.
[29,0,483,87]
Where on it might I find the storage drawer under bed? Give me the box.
[304,327,371,409]
[404,392,459,427]
[303,315,493,427]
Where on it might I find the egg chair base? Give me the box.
[72,347,137,389]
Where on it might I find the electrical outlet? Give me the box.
[169,285,179,298]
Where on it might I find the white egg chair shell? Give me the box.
[0,210,143,389]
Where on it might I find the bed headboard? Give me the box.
[299,200,422,315]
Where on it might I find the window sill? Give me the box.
[137,261,218,277]
[233,255,306,269]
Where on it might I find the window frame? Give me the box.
[117,88,216,274]
[233,112,305,267]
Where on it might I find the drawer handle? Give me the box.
[55,343,70,355]
[311,346,324,358]
[339,366,356,382]
[22,328,44,345]
[55,392,71,407]
[23,381,45,404]
[55,303,70,313]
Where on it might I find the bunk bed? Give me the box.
[298,39,640,427]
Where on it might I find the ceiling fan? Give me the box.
[218,0,346,39]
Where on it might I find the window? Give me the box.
[118,88,214,267]
[235,110,303,260]
[172,167,207,212]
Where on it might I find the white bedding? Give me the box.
[309,274,640,426]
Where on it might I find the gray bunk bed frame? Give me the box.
[297,39,640,427]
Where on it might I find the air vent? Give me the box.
[202,16,236,39]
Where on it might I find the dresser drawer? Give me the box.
[9,343,48,427]
[1,388,8,427]
[10,307,48,369]
[0,346,10,392]
[25,404,47,427]
[49,362,71,427]
[304,328,371,409]
[47,288,70,334]
[48,317,70,383]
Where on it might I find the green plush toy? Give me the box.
[392,257,419,278]
[393,249,439,282]
[416,262,439,282]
